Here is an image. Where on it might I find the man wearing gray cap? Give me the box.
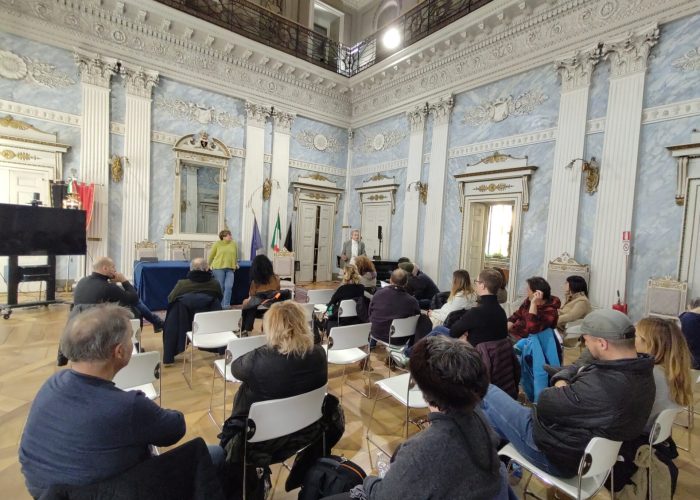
[481,309,655,478]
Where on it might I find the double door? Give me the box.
[296,201,334,282]
[361,202,392,259]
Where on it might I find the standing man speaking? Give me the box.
[340,229,366,267]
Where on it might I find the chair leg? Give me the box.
[207,366,221,430]
[365,389,381,471]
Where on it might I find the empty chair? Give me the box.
[370,314,420,373]
[183,309,241,388]
[326,323,371,398]
[208,335,267,429]
[647,408,682,496]
[113,351,161,403]
[307,289,335,309]
[130,318,141,353]
[365,372,428,468]
[499,437,622,500]
[243,385,327,499]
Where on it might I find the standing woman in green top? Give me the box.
[208,229,239,308]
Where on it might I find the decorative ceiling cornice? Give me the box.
[0,0,698,129]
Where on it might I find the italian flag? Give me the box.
[271,213,281,253]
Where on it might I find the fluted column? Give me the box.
[120,67,158,277]
[590,27,659,307]
[421,96,453,280]
[341,129,353,244]
[241,102,270,259]
[402,105,428,261]
[75,53,115,271]
[267,110,294,250]
[543,48,601,267]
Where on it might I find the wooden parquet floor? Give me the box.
[1,289,700,499]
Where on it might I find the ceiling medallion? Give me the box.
[313,134,328,151]
[0,50,28,80]
[372,133,385,151]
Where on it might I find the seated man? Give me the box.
[481,310,655,478]
[369,269,420,344]
[168,257,222,304]
[399,261,440,310]
[20,304,187,498]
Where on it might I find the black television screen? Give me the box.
[0,203,87,256]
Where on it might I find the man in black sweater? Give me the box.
[449,268,508,346]
[167,257,222,303]
[399,261,440,309]
[73,257,139,309]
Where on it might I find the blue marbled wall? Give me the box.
[149,142,175,258]
[575,132,604,266]
[352,113,409,167]
[108,133,124,266]
[0,32,80,115]
[644,13,700,109]
[290,117,349,170]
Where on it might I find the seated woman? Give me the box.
[327,336,510,499]
[494,268,508,304]
[230,301,328,419]
[241,254,281,333]
[355,255,378,291]
[508,276,561,341]
[313,265,366,343]
[556,275,592,332]
[428,270,477,327]
[680,297,700,369]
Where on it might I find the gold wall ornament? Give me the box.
[473,182,513,193]
[367,194,387,201]
[262,177,273,200]
[368,173,390,181]
[407,181,428,204]
[565,157,600,195]
[0,114,36,131]
[309,172,330,182]
[164,215,174,235]
[110,155,124,183]
[482,152,510,164]
[308,192,329,200]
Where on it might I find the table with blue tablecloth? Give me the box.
[133,260,251,311]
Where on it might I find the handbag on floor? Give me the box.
[297,455,366,500]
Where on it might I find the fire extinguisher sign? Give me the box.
[622,231,631,255]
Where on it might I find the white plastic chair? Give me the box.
[676,368,700,452]
[243,385,327,500]
[182,309,241,388]
[365,372,428,469]
[370,314,420,373]
[307,289,335,306]
[130,319,141,350]
[113,351,161,404]
[499,437,622,500]
[326,323,371,398]
[648,408,682,496]
[208,335,267,429]
[338,299,357,319]
[299,303,316,329]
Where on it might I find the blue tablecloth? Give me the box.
[134,260,251,311]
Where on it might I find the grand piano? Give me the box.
[372,260,399,282]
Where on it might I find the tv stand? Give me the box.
[2,255,60,319]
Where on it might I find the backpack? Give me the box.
[297,455,366,500]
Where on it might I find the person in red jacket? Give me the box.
[508,276,561,341]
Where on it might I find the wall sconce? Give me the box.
[566,157,599,194]
[109,154,129,183]
[407,181,428,204]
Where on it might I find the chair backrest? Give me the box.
[650,408,682,445]
[225,335,267,365]
[113,351,160,390]
[193,309,242,335]
[546,252,590,301]
[579,437,622,478]
[135,240,158,260]
[170,241,191,261]
[247,384,327,443]
[645,277,688,320]
[328,323,371,351]
[307,289,335,305]
[390,315,420,340]
[298,303,315,327]
[273,253,295,281]
[338,299,357,318]
[130,319,141,344]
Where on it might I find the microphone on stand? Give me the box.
[377,225,383,240]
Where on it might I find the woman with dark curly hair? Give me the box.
[241,255,281,333]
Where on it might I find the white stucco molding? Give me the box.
[351,158,409,177]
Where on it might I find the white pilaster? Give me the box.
[402,105,428,261]
[421,95,453,279]
[341,128,353,244]
[241,101,270,259]
[120,67,158,277]
[267,110,294,250]
[75,53,115,270]
[590,27,659,308]
[543,48,601,268]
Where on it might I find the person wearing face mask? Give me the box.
[167,257,223,304]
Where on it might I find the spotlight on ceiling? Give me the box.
[382,27,401,50]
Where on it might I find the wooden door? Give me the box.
[315,203,333,281]
[361,202,392,259]
[466,202,488,280]
[296,202,317,282]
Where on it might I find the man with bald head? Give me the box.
[368,269,421,343]
[167,257,222,304]
[20,304,186,497]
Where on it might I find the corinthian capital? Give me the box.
[74,53,116,87]
[406,105,428,132]
[603,26,660,78]
[272,110,295,133]
[122,67,159,98]
[428,95,454,126]
[245,102,271,127]
[555,46,602,91]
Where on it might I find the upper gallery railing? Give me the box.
[154,0,494,77]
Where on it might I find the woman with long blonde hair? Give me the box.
[230,301,327,418]
[635,316,692,431]
[313,264,366,342]
[428,270,477,327]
